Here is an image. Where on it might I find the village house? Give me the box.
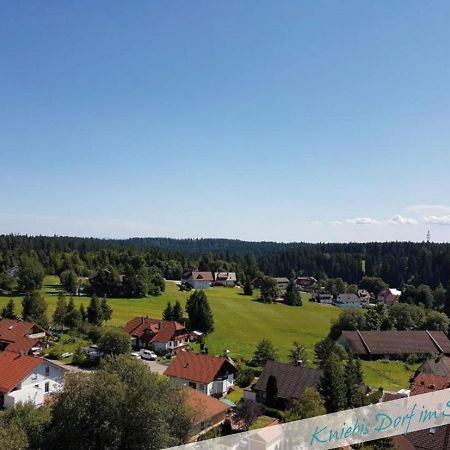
[377,288,402,305]
[247,361,322,408]
[295,276,318,292]
[181,271,214,289]
[0,351,64,408]
[253,276,290,291]
[164,352,237,397]
[338,330,450,360]
[0,318,48,355]
[314,292,334,304]
[213,272,237,287]
[335,291,370,308]
[419,355,450,377]
[124,316,189,355]
[183,387,230,440]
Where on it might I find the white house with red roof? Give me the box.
[164,352,236,397]
[181,271,214,289]
[0,351,64,408]
[124,317,189,355]
[0,318,65,408]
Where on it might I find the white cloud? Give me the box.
[405,204,450,216]
[423,215,450,226]
[387,215,418,225]
[330,220,344,226]
[346,217,380,225]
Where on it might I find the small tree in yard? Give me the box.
[286,387,326,421]
[1,297,17,319]
[252,338,277,367]
[185,290,214,334]
[284,278,302,306]
[288,341,305,365]
[233,400,262,430]
[259,277,278,304]
[97,329,131,356]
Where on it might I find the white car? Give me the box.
[139,349,157,360]
[61,352,73,359]
[130,352,141,359]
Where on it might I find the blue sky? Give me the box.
[1,1,450,242]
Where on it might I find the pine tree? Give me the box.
[185,290,214,334]
[79,303,87,322]
[252,338,277,367]
[1,298,16,319]
[22,290,48,327]
[243,278,253,296]
[266,375,278,407]
[320,354,346,413]
[162,302,174,321]
[284,278,302,306]
[53,292,67,330]
[345,354,364,408]
[172,301,183,323]
[101,298,112,325]
[87,295,103,326]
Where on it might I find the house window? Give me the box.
[189,382,196,389]
[45,366,50,377]
[45,382,50,393]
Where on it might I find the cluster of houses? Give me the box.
[0,318,65,409]
[315,287,402,308]
[181,271,238,289]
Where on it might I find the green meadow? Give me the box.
[0,276,417,390]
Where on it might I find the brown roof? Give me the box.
[124,317,186,344]
[0,351,43,393]
[0,318,46,354]
[253,361,322,401]
[183,271,214,282]
[341,330,450,356]
[421,356,450,377]
[411,373,450,396]
[184,387,229,424]
[164,352,236,384]
[396,426,450,450]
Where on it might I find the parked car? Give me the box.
[130,352,141,359]
[139,349,157,360]
[61,352,73,359]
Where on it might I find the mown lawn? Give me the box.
[0,276,418,390]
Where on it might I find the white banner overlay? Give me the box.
[168,389,450,450]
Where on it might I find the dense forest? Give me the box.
[0,234,449,288]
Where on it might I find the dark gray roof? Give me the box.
[421,356,450,377]
[253,361,322,401]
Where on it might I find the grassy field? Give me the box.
[0,276,418,390]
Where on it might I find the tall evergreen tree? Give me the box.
[252,338,277,367]
[320,354,346,413]
[101,298,112,325]
[266,375,278,407]
[185,290,214,334]
[172,300,183,323]
[243,278,253,296]
[345,354,364,408]
[22,290,48,327]
[53,293,67,330]
[87,295,103,326]
[162,302,174,321]
[284,278,302,306]
[79,303,87,323]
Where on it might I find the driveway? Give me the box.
[142,359,169,376]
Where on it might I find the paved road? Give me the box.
[142,359,169,375]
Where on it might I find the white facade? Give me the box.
[3,361,64,408]
[316,293,333,304]
[335,293,369,308]
[153,336,189,354]
[169,373,234,397]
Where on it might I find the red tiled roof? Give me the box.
[182,271,214,282]
[164,352,236,384]
[0,351,42,393]
[341,330,450,356]
[411,373,450,396]
[124,317,187,344]
[0,318,46,354]
[184,387,229,423]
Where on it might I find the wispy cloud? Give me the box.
[346,217,380,225]
[423,215,450,226]
[387,215,418,225]
[405,204,450,216]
